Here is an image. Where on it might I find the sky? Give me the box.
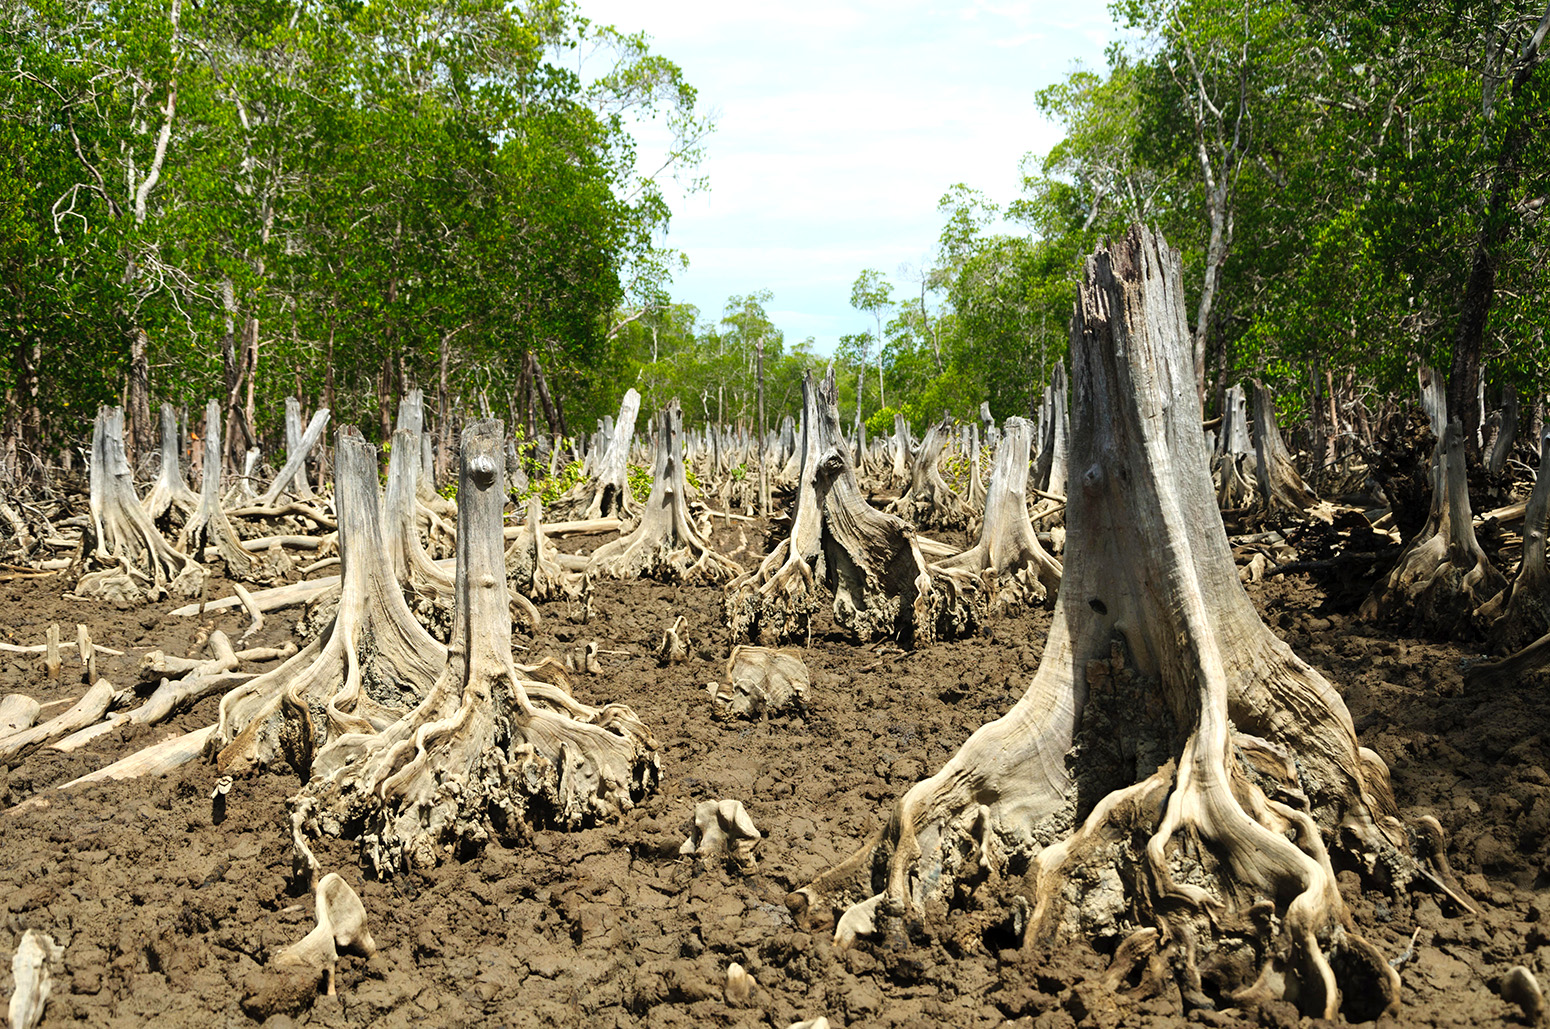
[576,0,1119,356]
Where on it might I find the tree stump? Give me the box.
[1252,380,1323,519]
[1477,428,1550,651]
[790,226,1467,1020]
[1362,418,1505,637]
[586,400,740,585]
[179,400,257,578]
[888,420,972,531]
[289,421,659,878]
[935,416,1061,614]
[76,406,203,603]
[726,371,979,646]
[143,404,198,524]
[211,427,444,774]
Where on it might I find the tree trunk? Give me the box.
[1446,4,1550,460]
[126,328,153,468]
[792,226,1467,1020]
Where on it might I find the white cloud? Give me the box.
[579,0,1115,354]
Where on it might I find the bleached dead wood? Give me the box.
[75,406,203,602]
[792,226,1466,1021]
[288,419,659,878]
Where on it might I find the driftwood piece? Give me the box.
[934,416,1061,614]
[288,420,659,878]
[76,406,203,602]
[257,408,330,508]
[0,680,115,764]
[792,226,1464,1021]
[8,929,63,1029]
[586,401,740,585]
[0,695,39,736]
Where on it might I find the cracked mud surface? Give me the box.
[0,520,1546,1028]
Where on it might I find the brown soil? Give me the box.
[1,519,1547,1029]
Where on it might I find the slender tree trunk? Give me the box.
[1447,3,1550,459]
[126,328,153,467]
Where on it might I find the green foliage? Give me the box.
[627,463,652,504]
[0,0,709,458]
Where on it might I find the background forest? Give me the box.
[2,0,1546,475]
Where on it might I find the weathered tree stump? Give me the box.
[888,420,972,531]
[1252,380,1324,520]
[289,420,659,878]
[726,371,978,646]
[791,226,1467,1021]
[1477,429,1550,650]
[75,406,203,602]
[1214,383,1256,510]
[211,427,445,774]
[586,400,740,585]
[143,404,198,524]
[179,400,259,578]
[935,416,1061,614]
[1362,418,1505,637]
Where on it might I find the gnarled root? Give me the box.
[725,537,820,644]
[288,420,659,879]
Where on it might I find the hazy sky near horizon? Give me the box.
[576,0,1118,355]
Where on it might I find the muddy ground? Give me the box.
[1,517,1547,1029]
